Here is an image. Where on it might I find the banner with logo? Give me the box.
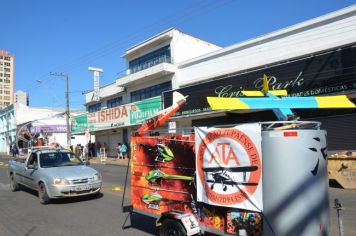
[71,114,89,134]
[130,96,161,124]
[195,123,263,212]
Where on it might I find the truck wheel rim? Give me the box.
[167,228,179,236]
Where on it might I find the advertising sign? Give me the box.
[71,114,89,134]
[195,123,263,212]
[30,125,67,133]
[88,104,130,131]
[130,96,161,124]
[163,44,356,116]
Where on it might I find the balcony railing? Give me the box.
[128,54,171,75]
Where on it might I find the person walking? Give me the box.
[121,143,127,160]
[103,142,108,157]
[95,141,101,158]
[116,143,122,160]
[11,143,18,157]
[83,144,89,162]
[89,142,95,158]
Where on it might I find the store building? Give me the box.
[163,5,356,150]
[0,102,87,154]
[83,28,221,156]
[0,104,15,154]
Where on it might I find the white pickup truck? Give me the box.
[8,147,102,204]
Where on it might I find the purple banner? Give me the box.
[30,125,67,133]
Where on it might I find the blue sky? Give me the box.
[1,0,355,110]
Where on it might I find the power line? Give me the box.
[24,0,233,92]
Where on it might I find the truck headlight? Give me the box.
[93,173,102,181]
[53,178,70,185]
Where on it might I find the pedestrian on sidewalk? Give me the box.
[11,143,18,157]
[116,143,122,160]
[83,144,89,162]
[89,141,95,158]
[121,143,127,160]
[95,141,101,157]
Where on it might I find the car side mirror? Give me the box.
[27,164,37,170]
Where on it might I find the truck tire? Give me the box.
[160,219,186,236]
[10,174,19,192]
[38,182,50,204]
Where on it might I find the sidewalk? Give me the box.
[86,156,129,167]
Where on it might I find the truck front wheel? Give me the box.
[160,219,186,236]
[10,174,19,192]
[38,182,50,204]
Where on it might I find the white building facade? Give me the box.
[82,5,356,153]
[163,5,356,150]
[83,28,221,156]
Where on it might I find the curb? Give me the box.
[89,159,129,167]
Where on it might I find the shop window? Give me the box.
[87,103,101,113]
[107,96,123,108]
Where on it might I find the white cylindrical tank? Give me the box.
[262,123,329,236]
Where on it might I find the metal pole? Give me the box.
[50,72,71,148]
[334,198,344,236]
[65,74,71,147]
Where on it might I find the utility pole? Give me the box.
[50,72,71,148]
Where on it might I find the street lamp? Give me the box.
[49,72,71,148]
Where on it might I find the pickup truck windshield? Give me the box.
[40,152,83,168]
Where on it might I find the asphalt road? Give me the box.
[0,157,158,236]
[1,156,356,236]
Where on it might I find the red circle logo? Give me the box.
[197,128,261,205]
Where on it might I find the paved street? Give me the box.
[1,156,356,236]
[0,156,158,236]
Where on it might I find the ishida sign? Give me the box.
[88,105,130,131]
[87,96,162,131]
[163,44,356,116]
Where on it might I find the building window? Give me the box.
[107,96,123,108]
[88,103,101,113]
[4,90,10,94]
[4,80,10,83]
[4,57,11,61]
[129,45,171,74]
[131,81,171,102]
[4,62,11,66]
